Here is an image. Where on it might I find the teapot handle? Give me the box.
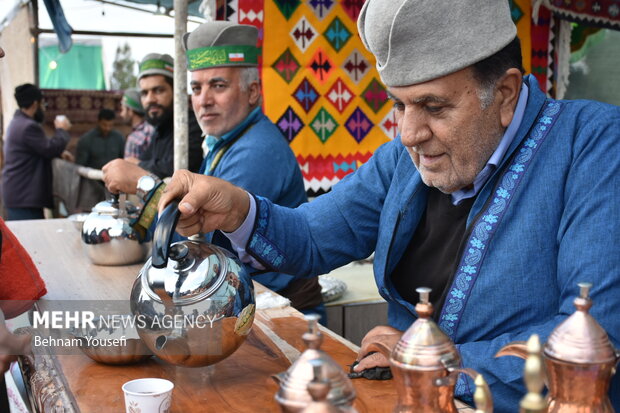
[151,200,181,268]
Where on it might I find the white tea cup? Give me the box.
[122,378,174,413]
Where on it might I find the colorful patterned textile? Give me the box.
[216,0,558,193]
[543,0,620,29]
[260,0,392,195]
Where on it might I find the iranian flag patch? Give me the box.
[229,53,245,62]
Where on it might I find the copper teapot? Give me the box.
[496,283,620,413]
[274,314,356,412]
[366,287,492,413]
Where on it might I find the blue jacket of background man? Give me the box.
[241,76,620,412]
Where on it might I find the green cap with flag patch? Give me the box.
[138,53,174,81]
[183,21,259,71]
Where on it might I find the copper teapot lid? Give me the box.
[392,287,460,370]
[275,314,356,409]
[544,282,616,364]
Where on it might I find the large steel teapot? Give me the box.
[81,193,149,265]
[129,201,255,367]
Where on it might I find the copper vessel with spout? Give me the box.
[274,314,356,412]
[496,283,620,413]
[366,287,493,413]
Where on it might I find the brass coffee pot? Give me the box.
[497,283,620,413]
[366,287,492,413]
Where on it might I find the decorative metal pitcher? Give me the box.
[130,200,255,367]
[274,314,357,412]
[366,287,492,413]
[497,283,620,413]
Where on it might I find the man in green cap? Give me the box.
[124,22,324,316]
[102,53,203,193]
[120,87,155,160]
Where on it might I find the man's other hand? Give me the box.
[159,170,250,236]
[354,325,403,372]
[0,312,31,374]
[60,150,74,163]
[102,159,149,194]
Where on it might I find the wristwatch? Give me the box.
[136,173,161,202]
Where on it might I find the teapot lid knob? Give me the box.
[415,287,433,319]
[578,282,592,298]
[169,243,189,261]
[574,282,593,312]
[302,314,323,350]
[417,287,431,304]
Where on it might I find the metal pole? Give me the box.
[31,0,40,86]
[37,28,174,38]
[173,0,189,172]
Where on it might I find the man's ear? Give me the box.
[496,68,523,128]
[248,81,261,106]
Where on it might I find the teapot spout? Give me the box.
[495,341,528,359]
[271,371,286,385]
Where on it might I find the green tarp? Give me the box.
[39,43,105,90]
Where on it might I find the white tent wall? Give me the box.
[1,5,35,138]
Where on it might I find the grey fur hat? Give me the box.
[357,0,517,87]
[183,21,259,71]
[138,53,174,81]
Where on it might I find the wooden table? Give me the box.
[8,218,473,413]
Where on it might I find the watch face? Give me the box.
[139,175,156,192]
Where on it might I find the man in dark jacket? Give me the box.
[1,83,72,220]
[102,53,203,190]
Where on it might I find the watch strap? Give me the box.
[132,181,165,242]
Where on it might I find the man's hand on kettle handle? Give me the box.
[159,170,250,236]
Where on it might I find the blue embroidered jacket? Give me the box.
[244,76,620,412]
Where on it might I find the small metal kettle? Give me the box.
[81,193,149,265]
[129,200,256,367]
[274,314,357,412]
[497,282,620,413]
[366,287,492,413]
